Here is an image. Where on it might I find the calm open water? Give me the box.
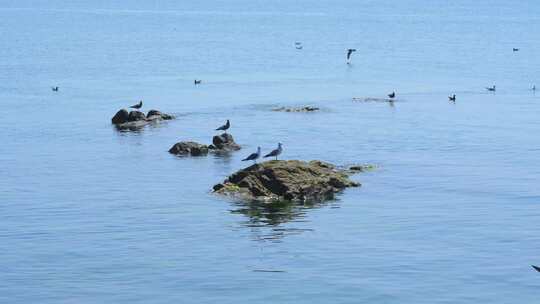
[1,1,540,303]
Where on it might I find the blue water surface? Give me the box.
[1,1,539,303]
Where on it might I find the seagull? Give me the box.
[51,86,59,92]
[215,119,230,133]
[346,49,357,64]
[264,143,283,160]
[194,80,202,85]
[486,85,496,92]
[388,91,396,99]
[532,265,540,272]
[448,94,456,102]
[130,100,143,110]
[513,48,520,52]
[242,147,261,163]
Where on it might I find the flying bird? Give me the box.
[346,49,357,64]
[486,85,496,92]
[388,91,396,99]
[194,80,201,85]
[130,100,143,110]
[215,119,230,132]
[264,143,283,160]
[532,265,540,272]
[448,94,456,102]
[242,147,261,163]
[295,42,303,49]
[51,86,59,92]
[513,48,519,52]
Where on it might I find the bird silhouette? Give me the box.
[388,91,396,99]
[486,85,496,92]
[242,147,261,163]
[51,86,59,92]
[264,143,283,160]
[194,80,202,85]
[346,49,357,64]
[448,94,456,102]
[215,119,230,133]
[532,265,540,272]
[130,100,143,110]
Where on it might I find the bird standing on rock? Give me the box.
[130,100,143,110]
[264,143,283,160]
[216,119,230,133]
[242,147,261,163]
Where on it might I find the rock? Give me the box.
[147,109,174,120]
[112,108,175,130]
[128,111,146,122]
[213,160,360,202]
[348,164,377,173]
[168,141,209,156]
[111,109,130,124]
[210,133,241,151]
[273,106,320,112]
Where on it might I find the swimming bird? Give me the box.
[264,143,283,160]
[51,86,59,92]
[486,85,496,92]
[194,80,202,85]
[388,91,396,99]
[242,147,261,163]
[346,49,357,64]
[215,119,230,133]
[448,94,456,102]
[513,48,519,52]
[130,100,143,110]
[532,265,540,272]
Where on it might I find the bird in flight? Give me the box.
[346,49,357,64]
[388,91,396,99]
[448,94,456,102]
[486,85,496,92]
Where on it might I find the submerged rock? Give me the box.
[111,108,174,130]
[168,141,209,156]
[209,133,241,151]
[273,106,320,112]
[213,160,360,202]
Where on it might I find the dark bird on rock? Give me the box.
[532,265,540,272]
[388,91,396,99]
[449,94,456,102]
[264,143,283,160]
[215,119,230,132]
[486,85,496,92]
[346,49,357,64]
[130,100,143,110]
[242,147,261,163]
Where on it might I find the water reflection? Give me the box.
[230,199,340,242]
